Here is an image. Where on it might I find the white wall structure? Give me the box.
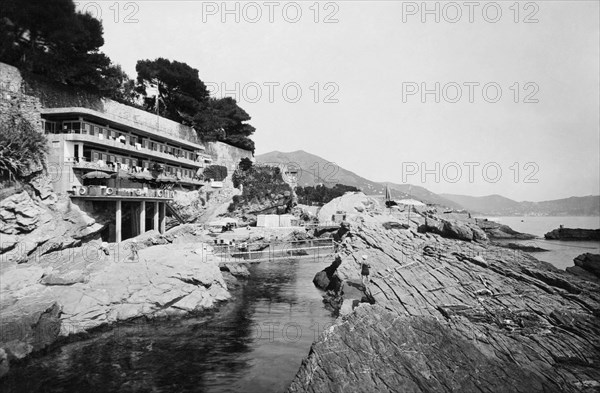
[256,214,298,227]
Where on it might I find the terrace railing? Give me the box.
[210,238,335,264]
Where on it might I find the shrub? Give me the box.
[238,157,253,171]
[203,165,228,181]
[0,115,48,181]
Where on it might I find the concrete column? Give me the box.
[153,201,159,231]
[116,200,122,243]
[140,200,146,234]
[160,202,166,234]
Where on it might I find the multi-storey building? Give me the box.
[41,105,214,242]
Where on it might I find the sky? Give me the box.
[86,0,599,202]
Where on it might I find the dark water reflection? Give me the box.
[1,258,335,393]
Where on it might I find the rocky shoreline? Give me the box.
[288,193,600,393]
[545,227,600,241]
[0,224,240,379]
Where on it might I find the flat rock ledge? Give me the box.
[289,195,600,393]
[0,227,232,378]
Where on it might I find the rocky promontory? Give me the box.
[0,225,232,378]
[289,193,600,393]
[544,227,600,241]
[475,218,537,240]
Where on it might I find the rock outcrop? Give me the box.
[288,193,600,393]
[317,193,379,223]
[418,216,488,242]
[226,165,294,224]
[475,218,536,240]
[570,253,600,277]
[0,227,231,377]
[1,190,105,266]
[170,187,241,224]
[491,242,548,253]
[545,227,600,241]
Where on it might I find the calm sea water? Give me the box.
[480,216,600,270]
[0,258,335,393]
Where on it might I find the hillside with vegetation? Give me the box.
[295,184,360,206]
[226,159,294,224]
[256,150,463,208]
[0,114,47,185]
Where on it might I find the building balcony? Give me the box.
[50,133,209,168]
[69,157,206,187]
[70,185,176,200]
[71,158,117,173]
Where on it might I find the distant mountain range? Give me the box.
[441,194,600,216]
[255,150,600,216]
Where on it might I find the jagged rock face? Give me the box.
[573,253,600,277]
[0,191,42,234]
[418,216,488,242]
[290,305,555,393]
[0,228,230,373]
[1,192,105,266]
[170,188,241,224]
[0,348,8,379]
[289,211,600,392]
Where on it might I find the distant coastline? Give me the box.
[475,215,600,237]
[478,213,600,218]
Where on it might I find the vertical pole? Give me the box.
[160,202,166,234]
[116,200,122,243]
[317,238,319,260]
[140,200,146,235]
[153,201,159,231]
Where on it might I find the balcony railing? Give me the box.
[70,185,176,200]
[68,157,205,185]
[51,133,210,168]
[71,158,117,172]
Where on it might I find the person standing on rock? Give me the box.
[361,255,371,289]
[100,242,110,256]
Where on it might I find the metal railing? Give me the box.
[71,185,176,199]
[68,156,205,185]
[210,238,335,263]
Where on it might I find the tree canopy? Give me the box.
[136,58,256,152]
[296,184,361,206]
[238,157,254,172]
[135,58,209,124]
[0,0,135,102]
[193,97,256,151]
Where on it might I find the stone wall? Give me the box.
[0,63,43,130]
[204,142,253,189]
[205,141,253,174]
